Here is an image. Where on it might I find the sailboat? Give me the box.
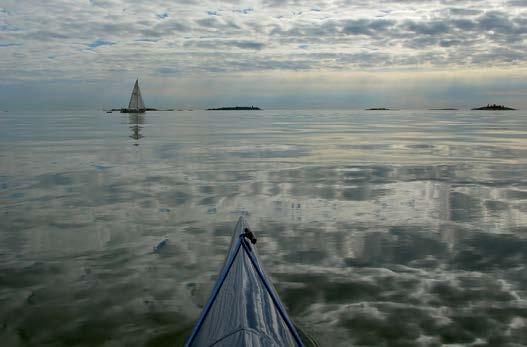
[121,79,146,113]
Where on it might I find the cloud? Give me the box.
[0,42,19,47]
[2,1,527,75]
[403,20,451,35]
[507,0,527,7]
[195,16,241,30]
[341,19,396,35]
[261,0,298,7]
[448,8,483,16]
[233,8,254,14]
[156,67,178,74]
[87,39,114,49]
[185,39,265,50]
[0,0,527,108]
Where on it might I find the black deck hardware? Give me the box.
[243,227,257,244]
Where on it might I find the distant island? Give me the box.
[472,104,516,111]
[207,106,261,111]
[429,108,459,110]
[366,108,390,110]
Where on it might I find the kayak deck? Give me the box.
[185,217,304,346]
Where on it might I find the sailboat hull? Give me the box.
[120,108,146,113]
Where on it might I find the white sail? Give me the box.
[128,79,145,110]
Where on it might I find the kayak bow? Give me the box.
[185,217,304,346]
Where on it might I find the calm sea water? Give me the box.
[0,110,526,346]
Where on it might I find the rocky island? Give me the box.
[207,106,261,111]
[472,104,516,110]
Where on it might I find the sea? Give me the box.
[0,109,526,346]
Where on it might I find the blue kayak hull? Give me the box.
[185,217,304,347]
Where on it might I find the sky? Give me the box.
[1,0,526,110]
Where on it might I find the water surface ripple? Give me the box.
[0,110,526,346]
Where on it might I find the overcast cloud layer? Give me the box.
[1,0,527,109]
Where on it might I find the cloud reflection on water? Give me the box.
[0,110,526,346]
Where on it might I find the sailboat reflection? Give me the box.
[129,113,144,145]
